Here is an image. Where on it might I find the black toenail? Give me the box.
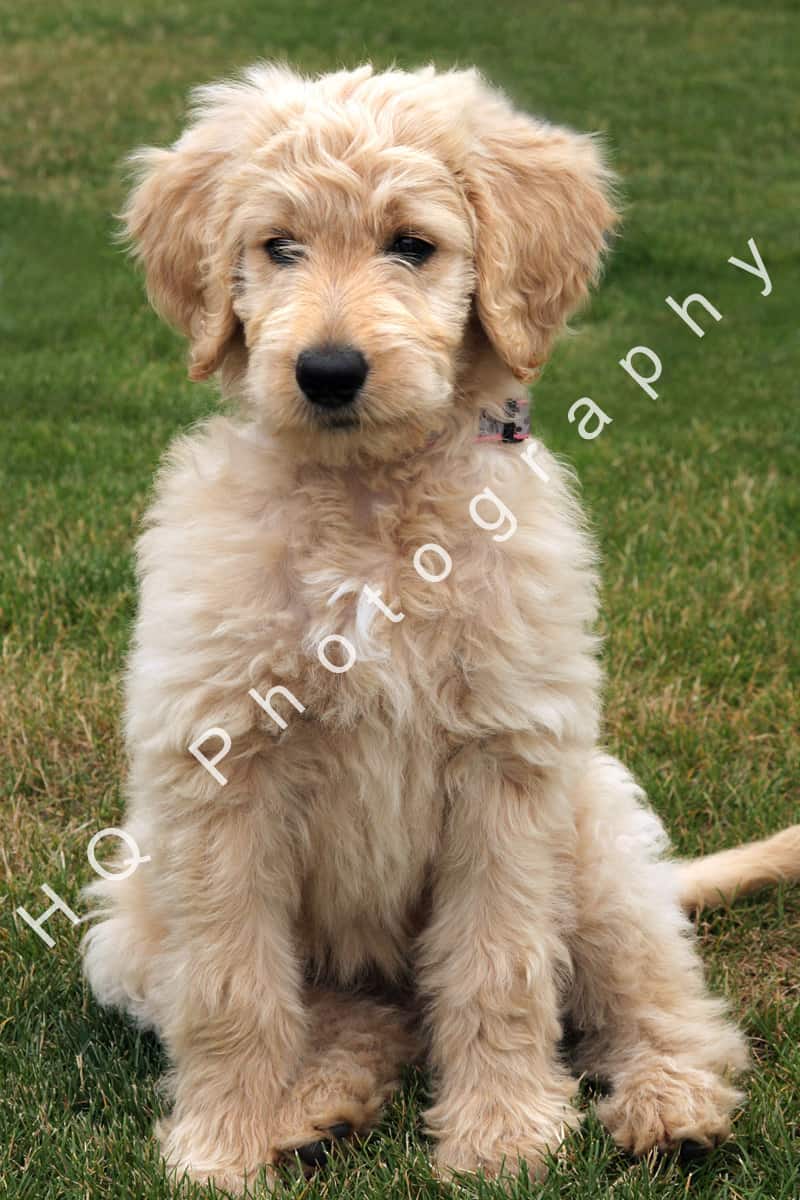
[328,1121,354,1139]
[296,1138,331,1168]
[678,1139,711,1163]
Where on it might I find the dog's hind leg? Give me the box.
[81,826,167,1033]
[566,753,749,1158]
[271,986,422,1171]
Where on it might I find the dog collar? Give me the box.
[476,397,530,443]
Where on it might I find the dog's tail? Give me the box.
[677,824,800,911]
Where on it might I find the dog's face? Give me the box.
[125,65,617,463]
[232,114,476,459]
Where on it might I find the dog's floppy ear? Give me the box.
[122,66,305,381]
[463,85,618,381]
[123,131,240,381]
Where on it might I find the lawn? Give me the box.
[1,1,798,1197]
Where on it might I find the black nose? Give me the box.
[295,345,369,408]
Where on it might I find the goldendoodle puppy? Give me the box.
[82,63,800,1192]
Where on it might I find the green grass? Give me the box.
[1,1,799,1196]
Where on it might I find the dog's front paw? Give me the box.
[597,1060,743,1158]
[157,1109,277,1195]
[430,1094,581,1184]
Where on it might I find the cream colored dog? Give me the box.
[82,63,800,1192]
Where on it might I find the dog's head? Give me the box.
[125,63,617,462]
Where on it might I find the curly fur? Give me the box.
[82,62,798,1192]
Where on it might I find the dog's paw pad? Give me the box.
[676,1135,720,1165]
[291,1121,355,1170]
[327,1120,355,1139]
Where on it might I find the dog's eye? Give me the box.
[264,237,304,266]
[385,234,436,266]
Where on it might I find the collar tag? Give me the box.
[476,397,531,443]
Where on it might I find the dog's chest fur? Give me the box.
[255,464,470,978]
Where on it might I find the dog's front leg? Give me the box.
[418,745,580,1182]
[152,800,307,1194]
